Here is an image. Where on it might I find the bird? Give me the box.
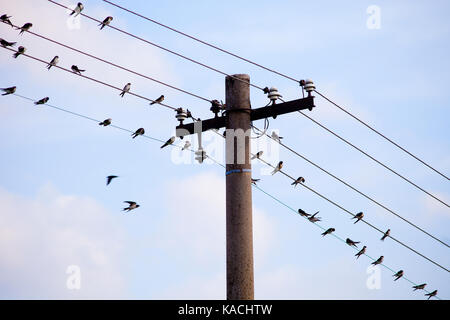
[47,56,59,70]
[251,151,263,160]
[0,38,16,48]
[123,201,139,212]
[380,229,390,241]
[0,14,13,27]
[99,16,113,30]
[120,83,131,97]
[251,178,260,185]
[71,65,85,75]
[271,131,283,142]
[371,256,384,266]
[182,141,191,151]
[16,22,32,35]
[425,290,438,300]
[352,212,364,224]
[308,211,321,223]
[70,2,84,17]
[393,270,404,281]
[412,283,427,291]
[346,238,360,247]
[321,228,335,237]
[271,161,283,175]
[297,208,311,217]
[106,175,118,186]
[161,136,175,149]
[150,95,164,105]
[355,246,366,259]
[1,86,16,96]
[13,46,26,58]
[291,176,305,187]
[34,97,49,105]
[131,128,145,139]
[99,118,112,126]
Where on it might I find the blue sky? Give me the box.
[0,0,449,299]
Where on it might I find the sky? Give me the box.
[0,0,449,299]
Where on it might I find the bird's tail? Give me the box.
[13,52,19,58]
[120,92,124,97]
[150,101,156,105]
[160,144,168,149]
[251,155,256,160]
[99,122,104,126]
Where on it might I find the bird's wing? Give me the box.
[124,201,135,205]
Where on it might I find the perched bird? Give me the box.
[120,83,131,97]
[34,97,49,105]
[251,151,263,160]
[71,65,85,75]
[271,131,283,142]
[161,136,175,149]
[393,270,404,281]
[99,16,113,30]
[297,208,311,217]
[0,38,16,48]
[371,256,384,266]
[425,290,438,300]
[412,283,427,291]
[0,14,13,27]
[182,141,191,151]
[70,2,84,17]
[131,127,145,139]
[355,246,367,259]
[1,86,16,96]
[106,175,118,186]
[352,212,364,224]
[291,176,305,187]
[346,238,360,247]
[123,201,139,212]
[150,95,164,105]
[47,56,59,70]
[321,228,335,237]
[251,178,260,185]
[380,229,390,241]
[308,211,321,223]
[271,161,283,175]
[16,22,32,35]
[13,46,26,58]
[99,118,112,126]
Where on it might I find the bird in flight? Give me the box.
[47,56,59,70]
[371,256,384,266]
[13,46,26,58]
[271,131,283,142]
[99,16,113,30]
[0,38,16,48]
[16,22,32,35]
[393,270,404,281]
[131,128,145,139]
[106,175,118,186]
[150,95,164,105]
[355,246,366,259]
[251,178,260,185]
[346,238,360,248]
[308,211,321,223]
[297,208,311,217]
[99,118,112,126]
[291,176,305,187]
[71,65,85,75]
[271,161,283,175]
[70,3,84,17]
[1,86,16,96]
[182,141,191,151]
[251,151,263,160]
[161,136,175,149]
[321,227,335,237]
[34,97,49,105]
[352,212,364,224]
[425,290,437,300]
[120,83,131,97]
[0,14,13,27]
[380,229,390,241]
[412,283,426,291]
[123,201,139,212]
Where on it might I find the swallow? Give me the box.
[182,141,191,150]
[291,176,305,187]
[0,14,13,27]
[355,246,366,259]
[71,65,85,75]
[308,211,321,223]
[271,161,283,175]
[380,229,390,241]
[271,131,283,142]
[99,118,112,126]
[47,56,59,70]
[393,270,404,281]
[99,16,113,30]
[412,283,426,291]
[1,86,16,96]
[321,228,335,236]
[346,238,360,247]
[131,128,145,139]
[425,290,437,300]
[0,38,16,48]
[251,178,260,185]
[120,83,131,97]
[371,256,384,266]
[297,208,311,217]
[161,136,175,149]
[150,95,164,105]
[70,2,84,17]
[123,201,139,212]
[106,175,118,186]
[34,97,49,105]
[16,22,32,35]
[251,151,263,160]
[13,46,26,58]
[352,212,364,224]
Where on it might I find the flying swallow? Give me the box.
[321,228,335,236]
[47,56,59,70]
[1,86,16,96]
[99,16,113,30]
[150,95,164,105]
[71,65,85,75]
[182,141,191,150]
[251,151,263,160]
[131,127,145,139]
[161,136,175,149]
[346,238,360,247]
[352,212,364,224]
[123,201,139,212]
[120,83,131,97]
[308,211,321,223]
[70,2,84,17]
[34,97,49,105]
[0,38,16,48]
[13,46,25,58]
[251,178,260,185]
[297,208,311,217]
[106,175,118,186]
[380,229,390,241]
[271,161,283,175]
[355,246,366,259]
[371,256,384,266]
[412,283,427,291]
[393,270,404,281]
[99,118,112,126]
[16,22,32,35]
[271,131,283,142]
[425,290,437,300]
[291,176,305,187]
[0,14,13,27]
